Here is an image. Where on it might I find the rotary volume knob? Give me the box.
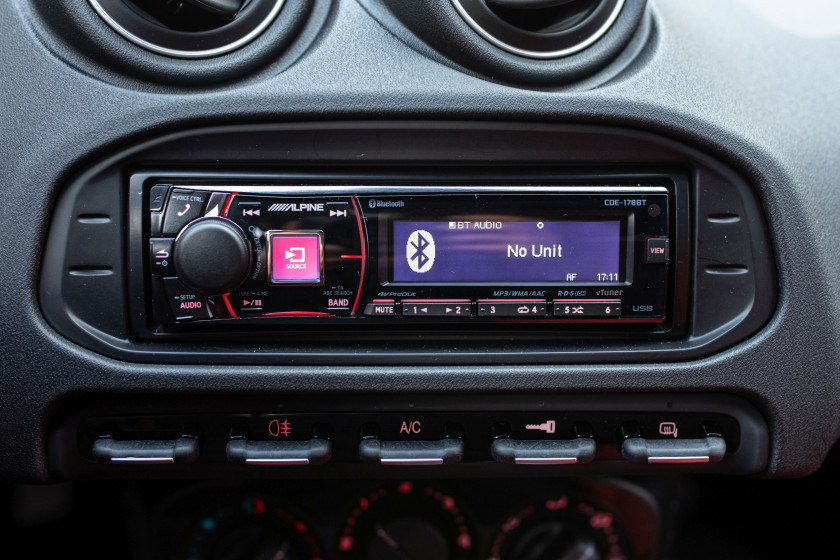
[173,217,252,296]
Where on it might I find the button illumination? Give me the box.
[268,231,324,284]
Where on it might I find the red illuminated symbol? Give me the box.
[399,421,422,435]
[269,418,292,438]
[659,422,678,438]
[545,497,568,511]
[525,420,556,434]
[339,536,354,552]
[176,203,190,217]
[590,512,613,529]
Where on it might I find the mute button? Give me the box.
[364,300,396,317]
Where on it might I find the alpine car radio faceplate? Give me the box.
[131,178,688,339]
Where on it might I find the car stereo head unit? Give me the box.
[134,181,686,337]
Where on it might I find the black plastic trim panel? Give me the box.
[47,393,769,479]
[39,122,776,365]
[370,0,648,85]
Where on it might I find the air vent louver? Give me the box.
[452,0,625,58]
[87,0,285,58]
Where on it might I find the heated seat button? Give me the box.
[149,238,175,276]
[162,190,208,235]
[163,277,212,321]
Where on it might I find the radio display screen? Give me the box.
[391,219,622,284]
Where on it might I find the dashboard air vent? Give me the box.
[451,0,625,58]
[87,0,286,58]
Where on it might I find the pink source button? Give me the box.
[270,232,323,284]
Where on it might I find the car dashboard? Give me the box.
[2,0,840,558]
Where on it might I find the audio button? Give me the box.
[163,278,212,321]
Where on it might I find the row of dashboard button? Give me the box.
[92,420,726,467]
[364,299,622,318]
[158,284,624,323]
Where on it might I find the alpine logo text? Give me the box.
[268,202,325,212]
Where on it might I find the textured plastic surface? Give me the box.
[1,0,840,482]
[226,438,332,464]
[91,437,200,463]
[86,0,284,58]
[621,437,726,464]
[371,0,647,84]
[25,0,321,85]
[491,437,597,464]
[359,438,465,465]
[40,124,772,364]
[48,393,767,478]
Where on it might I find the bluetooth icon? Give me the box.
[410,233,430,268]
[406,229,436,273]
